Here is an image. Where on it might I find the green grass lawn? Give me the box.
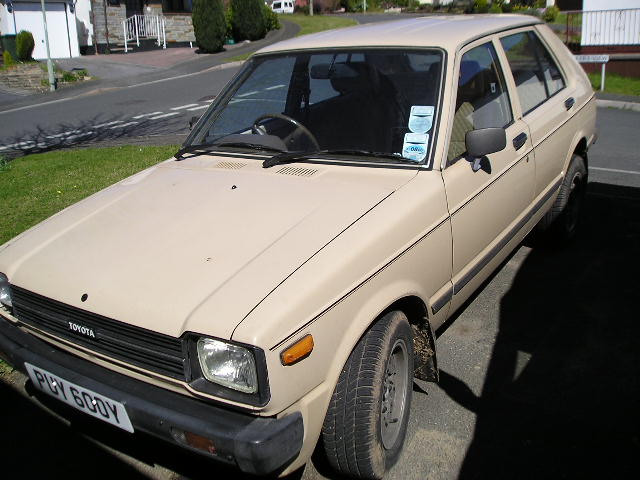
[0,145,177,246]
[587,72,640,97]
[283,14,358,37]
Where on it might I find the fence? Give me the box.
[123,15,167,53]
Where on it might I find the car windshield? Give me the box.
[188,48,444,165]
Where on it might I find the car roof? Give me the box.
[258,14,542,55]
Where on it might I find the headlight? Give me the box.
[197,337,258,394]
[0,273,12,308]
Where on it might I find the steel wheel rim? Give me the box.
[380,338,409,450]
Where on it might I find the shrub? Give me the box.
[231,0,266,42]
[294,4,310,14]
[501,2,513,13]
[262,3,281,32]
[192,0,226,53]
[224,6,233,39]
[3,50,15,67]
[543,5,560,23]
[489,3,502,13]
[473,0,489,13]
[16,30,35,61]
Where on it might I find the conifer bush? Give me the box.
[231,0,266,42]
[192,0,226,53]
[16,30,35,61]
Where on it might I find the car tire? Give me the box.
[321,311,414,479]
[536,154,587,244]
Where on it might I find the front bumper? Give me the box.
[0,315,303,475]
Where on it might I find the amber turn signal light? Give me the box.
[280,334,314,366]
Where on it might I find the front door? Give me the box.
[441,38,535,312]
[125,0,143,17]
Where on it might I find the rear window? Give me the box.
[500,31,565,115]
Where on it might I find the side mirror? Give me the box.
[465,128,506,172]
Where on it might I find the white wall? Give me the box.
[75,0,93,47]
[583,0,640,11]
[1,4,18,35]
[581,0,640,46]
[8,2,80,59]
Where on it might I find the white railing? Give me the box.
[580,8,640,46]
[123,15,166,53]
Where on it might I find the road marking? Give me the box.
[93,121,124,128]
[187,105,208,111]
[132,112,162,119]
[265,84,285,90]
[149,112,181,120]
[110,122,139,129]
[237,90,259,97]
[170,103,199,110]
[66,131,94,140]
[45,130,81,139]
[591,166,640,176]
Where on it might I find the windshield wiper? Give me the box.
[262,149,413,168]
[175,141,285,160]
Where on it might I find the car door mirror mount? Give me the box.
[465,128,506,172]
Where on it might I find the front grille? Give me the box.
[11,286,186,380]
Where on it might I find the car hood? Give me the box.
[0,155,415,340]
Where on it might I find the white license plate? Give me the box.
[25,363,134,433]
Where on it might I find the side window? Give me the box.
[500,31,566,115]
[447,42,513,165]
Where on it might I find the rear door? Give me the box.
[498,28,574,198]
[442,38,535,310]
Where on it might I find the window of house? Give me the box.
[500,31,566,115]
[447,42,513,164]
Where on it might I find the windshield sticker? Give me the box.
[408,106,434,134]
[402,133,429,163]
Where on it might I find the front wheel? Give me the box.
[321,311,414,479]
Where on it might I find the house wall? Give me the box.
[1,2,80,59]
[75,0,94,47]
[145,3,194,44]
[92,0,126,45]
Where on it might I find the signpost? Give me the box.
[575,54,610,91]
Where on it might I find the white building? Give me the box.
[1,0,80,58]
[581,0,640,46]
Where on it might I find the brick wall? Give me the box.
[145,4,195,44]
[93,0,127,45]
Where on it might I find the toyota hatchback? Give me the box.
[0,14,596,479]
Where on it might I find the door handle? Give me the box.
[512,132,527,151]
[565,97,575,110]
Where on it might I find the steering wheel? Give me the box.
[252,113,320,151]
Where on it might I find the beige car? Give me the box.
[0,14,595,479]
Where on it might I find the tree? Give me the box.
[231,0,266,42]
[192,0,226,53]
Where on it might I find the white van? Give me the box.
[271,1,294,14]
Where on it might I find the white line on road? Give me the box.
[110,122,139,129]
[132,112,162,119]
[591,166,640,176]
[93,121,124,128]
[265,84,285,90]
[149,112,181,120]
[45,130,81,139]
[186,105,209,111]
[237,90,259,97]
[170,104,199,110]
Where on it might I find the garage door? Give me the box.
[12,2,75,59]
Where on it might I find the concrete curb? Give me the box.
[596,99,640,112]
